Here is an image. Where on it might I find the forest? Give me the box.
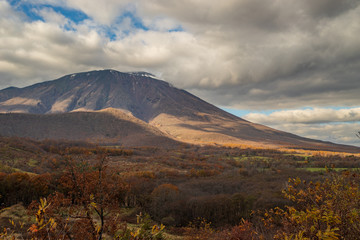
[0,136,359,239]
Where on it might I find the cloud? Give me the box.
[243,107,360,146]
[137,0,360,110]
[269,122,360,147]
[1,0,360,147]
[0,0,360,111]
[26,0,132,25]
[244,108,360,124]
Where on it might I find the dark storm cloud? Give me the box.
[302,0,358,18]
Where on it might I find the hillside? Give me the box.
[0,108,180,147]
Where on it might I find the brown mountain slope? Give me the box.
[0,69,359,152]
[150,112,360,152]
[0,108,180,147]
[0,70,222,121]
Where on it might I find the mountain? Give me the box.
[0,70,218,120]
[0,69,358,152]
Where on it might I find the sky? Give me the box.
[0,0,360,147]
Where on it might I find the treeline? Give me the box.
[0,137,133,174]
[2,136,360,176]
[0,165,320,229]
[0,168,257,227]
[0,172,51,206]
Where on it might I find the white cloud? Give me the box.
[1,0,360,147]
[27,0,132,25]
[143,17,181,32]
[0,0,360,111]
[270,122,360,147]
[36,7,69,26]
[242,107,360,146]
[244,108,360,124]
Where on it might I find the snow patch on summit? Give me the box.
[128,72,161,80]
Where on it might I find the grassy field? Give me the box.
[299,167,360,172]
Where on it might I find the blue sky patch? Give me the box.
[8,1,89,24]
[169,25,184,32]
[8,0,44,21]
[222,108,277,117]
[119,11,149,31]
[45,5,89,23]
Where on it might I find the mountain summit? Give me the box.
[0,69,358,152]
[0,70,223,121]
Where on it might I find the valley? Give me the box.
[1,136,359,239]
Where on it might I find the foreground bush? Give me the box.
[227,172,360,239]
[187,172,360,240]
[274,172,360,239]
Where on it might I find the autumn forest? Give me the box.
[0,136,360,239]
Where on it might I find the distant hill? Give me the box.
[0,69,358,152]
[0,108,179,147]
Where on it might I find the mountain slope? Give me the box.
[0,69,358,152]
[0,108,180,147]
[0,70,222,121]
